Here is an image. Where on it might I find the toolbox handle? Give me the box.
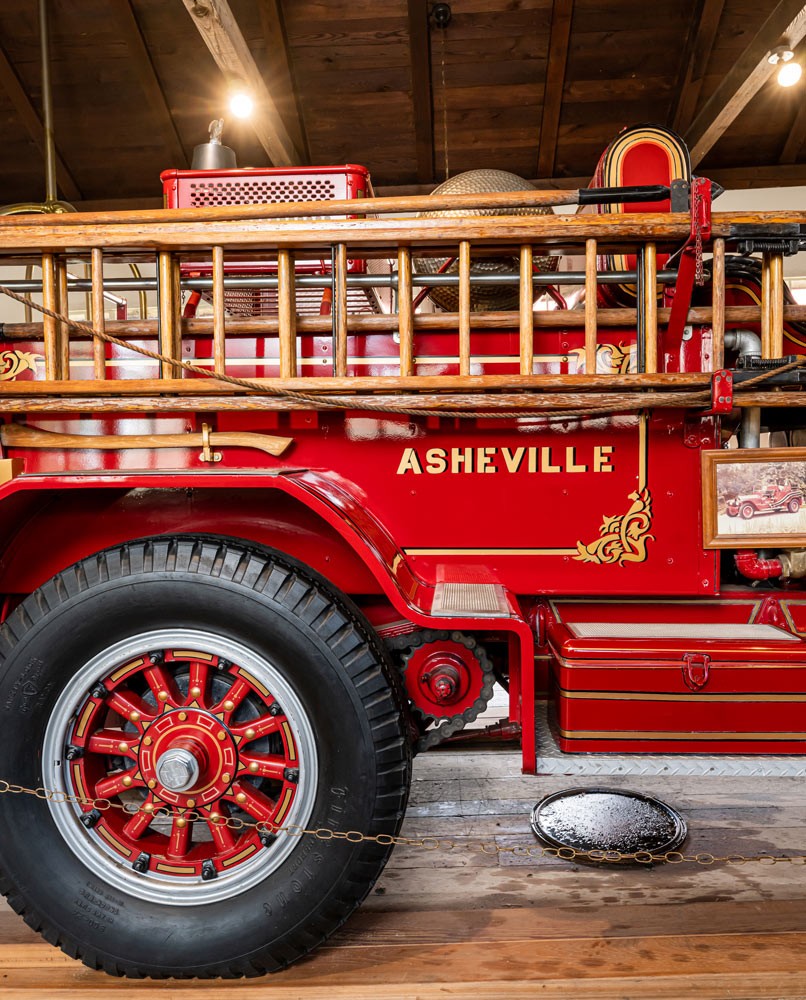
[682,652,711,691]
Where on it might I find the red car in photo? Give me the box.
[726,483,804,519]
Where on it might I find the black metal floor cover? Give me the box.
[530,787,687,860]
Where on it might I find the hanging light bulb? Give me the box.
[229,91,255,119]
[768,45,802,87]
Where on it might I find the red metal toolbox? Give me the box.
[547,619,806,754]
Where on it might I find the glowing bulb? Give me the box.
[229,91,254,118]
[778,61,802,87]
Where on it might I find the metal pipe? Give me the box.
[0,269,680,294]
[739,407,761,449]
[724,328,762,360]
[39,0,57,204]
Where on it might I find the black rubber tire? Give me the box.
[0,536,411,978]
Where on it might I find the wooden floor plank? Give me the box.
[3,749,806,995]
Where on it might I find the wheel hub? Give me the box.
[139,708,238,807]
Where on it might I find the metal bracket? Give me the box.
[199,423,222,463]
[728,223,805,257]
[669,178,690,213]
[703,369,733,415]
[682,652,711,692]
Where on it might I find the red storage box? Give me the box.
[160,165,385,317]
[547,620,806,754]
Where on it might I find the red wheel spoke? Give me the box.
[122,798,155,840]
[105,689,156,727]
[87,729,138,757]
[228,782,278,825]
[143,665,181,708]
[239,753,288,782]
[231,713,280,743]
[209,676,251,719]
[201,804,236,852]
[186,660,210,707]
[167,813,192,859]
[94,767,143,799]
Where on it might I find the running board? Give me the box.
[431,581,512,617]
[535,703,806,778]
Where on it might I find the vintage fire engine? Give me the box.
[725,483,803,518]
[0,124,805,977]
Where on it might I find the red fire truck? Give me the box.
[0,124,805,977]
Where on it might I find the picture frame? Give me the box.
[702,448,806,548]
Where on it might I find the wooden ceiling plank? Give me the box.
[256,0,309,161]
[536,0,574,179]
[779,40,806,163]
[180,0,302,166]
[110,2,189,169]
[407,0,434,184]
[0,42,81,202]
[670,0,725,134]
[686,0,806,168]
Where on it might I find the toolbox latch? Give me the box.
[682,652,711,691]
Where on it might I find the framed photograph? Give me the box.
[702,448,806,548]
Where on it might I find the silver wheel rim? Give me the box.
[43,628,318,906]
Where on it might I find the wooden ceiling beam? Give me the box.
[0,42,81,202]
[407,0,435,185]
[256,0,308,162]
[180,0,302,166]
[111,2,189,170]
[670,0,725,134]
[780,40,806,163]
[536,0,574,179]
[686,0,806,168]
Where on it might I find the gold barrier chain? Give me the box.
[1,776,805,868]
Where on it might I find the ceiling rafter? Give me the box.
[407,0,435,185]
[536,0,574,179]
[0,41,81,202]
[670,0,725,134]
[256,0,308,162]
[686,0,806,168]
[180,0,302,166]
[111,1,189,170]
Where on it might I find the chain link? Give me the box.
[2,776,806,868]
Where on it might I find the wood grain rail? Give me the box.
[5,305,805,342]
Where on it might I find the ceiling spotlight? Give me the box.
[768,45,802,87]
[229,91,255,119]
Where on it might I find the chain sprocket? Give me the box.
[391,630,495,752]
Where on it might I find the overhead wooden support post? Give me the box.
[670,0,726,134]
[333,244,348,377]
[643,243,658,374]
[537,0,574,177]
[407,0,435,184]
[40,252,63,380]
[686,1,806,168]
[458,241,471,376]
[181,0,302,166]
[211,245,227,373]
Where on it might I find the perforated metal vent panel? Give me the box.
[568,622,800,641]
[432,582,511,617]
[189,176,340,207]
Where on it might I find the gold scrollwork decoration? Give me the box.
[0,350,42,381]
[574,487,655,566]
[569,342,634,374]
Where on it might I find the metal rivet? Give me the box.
[129,711,140,722]
[236,792,247,803]
[222,772,231,783]
[248,762,259,773]
[189,686,202,699]
[176,817,187,828]
[223,700,235,712]
[157,691,169,702]
[122,776,133,787]
[245,728,256,739]
[147,779,157,789]
[143,802,154,813]
[143,736,152,746]
[186,798,195,807]
[118,741,128,753]
[217,731,226,741]
[178,712,187,721]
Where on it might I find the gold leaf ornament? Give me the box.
[0,350,41,381]
[574,487,655,566]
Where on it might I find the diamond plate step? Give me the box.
[535,702,806,778]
